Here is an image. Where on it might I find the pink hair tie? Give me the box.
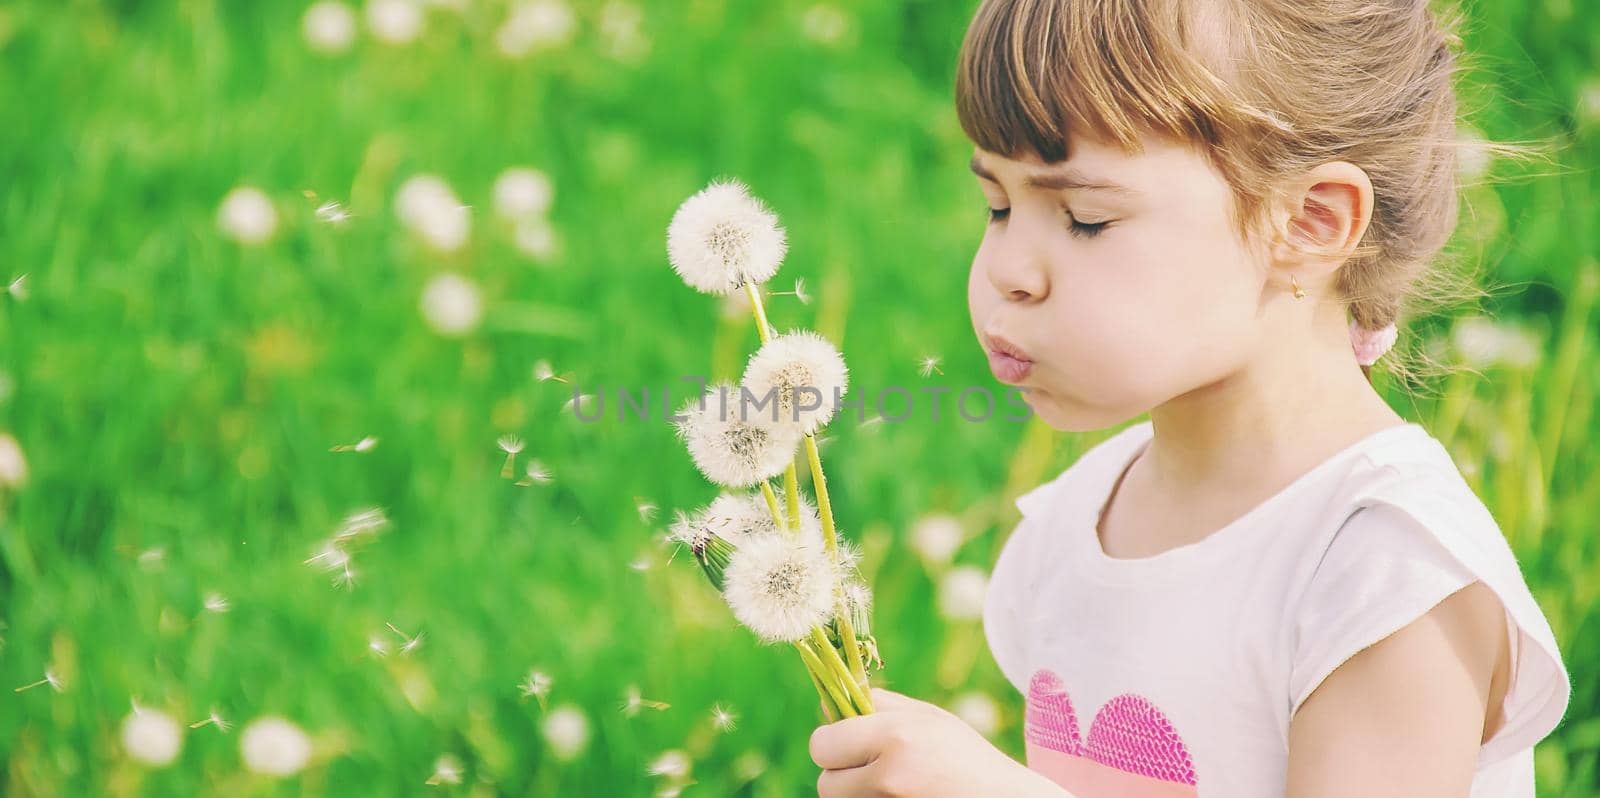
[1350,319,1398,366]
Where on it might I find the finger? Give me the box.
[810,714,891,771]
[816,764,878,798]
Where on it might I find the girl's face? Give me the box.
[968,133,1269,431]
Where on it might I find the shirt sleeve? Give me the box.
[1288,501,1481,719]
[983,514,1041,696]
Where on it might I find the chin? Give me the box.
[1024,384,1145,433]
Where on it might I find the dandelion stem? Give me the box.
[759,481,784,528]
[783,465,801,533]
[805,433,871,689]
[806,662,841,722]
[794,639,856,718]
[744,281,772,344]
[810,627,873,714]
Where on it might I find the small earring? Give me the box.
[1290,274,1306,300]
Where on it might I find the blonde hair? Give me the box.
[955,0,1488,384]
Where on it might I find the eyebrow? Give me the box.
[969,155,1138,196]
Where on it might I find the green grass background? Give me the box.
[0,0,1596,795]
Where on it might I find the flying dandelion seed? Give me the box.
[515,459,552,486]
[314,200,353,225]
[635,499,658,522]
[368,636,391,657]
[710,703,738,732]
[532,359,570,383]
[519,669,553,710]
[563,393,596,415]
[366,0,423,45]
[334,562,357,590]
[674,382,802,488]
[918,355,944,377]
[542,704,590,761]
[190,708,233,732]
[217,186,278,245]
[336,507,389,539]
[768,277,811,304]
[239,716,311,776]
[419,272,483,336]
[621,685,671,717]
[629,553,653,572]
[303,1,357,53]
[493,166,555,220]
[722,533,837,644]
[742,330,849,434]
[387,622,425,655]
[647,749,691,779]
[666,179,788,295]
[426,754,464,785]
[5,274,26,301]
[203,592,231,613]
[329,435,379,452]
[14,669,62,693]
[497,434,525,479]
[121,704,183,766]
[137,546,166,571]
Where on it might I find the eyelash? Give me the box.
[985,207,1112,239]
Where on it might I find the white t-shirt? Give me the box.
[984,419,1572,798]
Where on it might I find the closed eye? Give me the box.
[987,206,1010,224]
[1068,218,1110,239]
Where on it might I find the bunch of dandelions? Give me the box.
[664,178,880,719]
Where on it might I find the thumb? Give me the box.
[868,687,932,713]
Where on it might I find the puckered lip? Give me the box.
[982,331,1033,364]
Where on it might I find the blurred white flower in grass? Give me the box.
[910,513,963,569]
[1579,79,1600,125]
[122,704,182,766]
[240,716,312,777]
[918,355,944,377]
[493,167,554,221]
[647,749,691,779]
[801,4,851,46]
[217,186,278,245]
[742,330,849,434]
[543,704,590,760]
[948,692,1001,737]
[497,0,576,58]
[732,750,768,782]
[722,533,837,643]
[202,592,231,613]
[1451,316,1540,370]
[1456,127,1492,181]
[366,0,423,45]
[673,382,802,488]
[0,432,26,488]
[419,272,483,336]
[5,274,26,301]
[667,179,787,295]
[303,2,357,54]
[513,218,562,261]
[599,1,649,63]
[519,669,553,710]
[710,702,738,732]
[396,175,470,252]
[937,565,988,621]
[426,754,464,785]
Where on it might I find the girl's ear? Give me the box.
[1280,161,1375,265]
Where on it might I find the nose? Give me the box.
[979,224,1050,303]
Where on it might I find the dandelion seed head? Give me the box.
[699,491,824,550]
[910,513,963,568]
[217,186,278,245]
[937,565,989,621]
[395,175,470,252]
[493,167,554,220]
[519,669,552,700]
[0,433,27,488]
[366,0,423,44]
[542,704,590,761]
[666,179,787,295]
[722,533,836,643]
[674,383,802,488]
[239,716,311,777]
[710,703,738,732]
[742,330,849,434]
[419,272,483,336]
[497,434,525,455]
[303,1,358,53]
[918,355,943,377]
[122,705,183,766]
[533,360,557,382]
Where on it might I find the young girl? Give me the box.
[808,0,1573,796]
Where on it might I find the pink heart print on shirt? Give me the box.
[1025,668,1200,797]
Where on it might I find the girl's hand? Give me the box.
[809,687,1068,797]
